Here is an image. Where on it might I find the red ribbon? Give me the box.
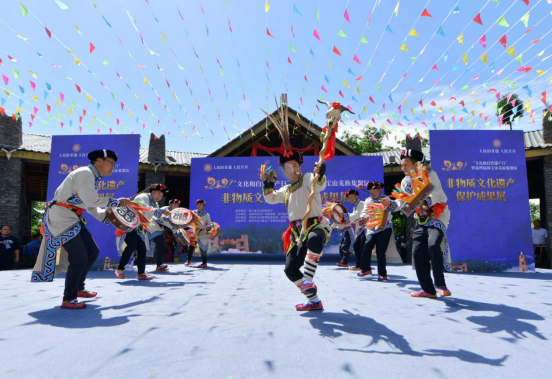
[322,124,338,161]
[250,142,318,157]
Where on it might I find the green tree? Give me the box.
[31,201,46,236]
[341,126,393,153]
[529,201,540,224]
[496,93,524,129]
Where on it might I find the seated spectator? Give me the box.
[0,225,20,271]
[532,220,549,263]
[25,234,42,259]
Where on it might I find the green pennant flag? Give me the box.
[461,85,469,90]
[391,113,397,120]
[338,29,347,38]
[302,87,306,95]
[290,42,297,52]
[49,115,53,122]
[377,111,380,117]
[43,121,46,128]
[111,92,115,100]
[492,0,500,4]
[520,12,530,28]
[515,54,523,65]
[57,112,61,121]
[376,83,381,91]
[361,36,368,43]
[13,69,20,79]
[71,101,76,109]
[103,59,109,66]
[502,78,509,83]
[20,3,28,16]
[509,81,516,88]
[497,16,509,27]
[317,8,320,21]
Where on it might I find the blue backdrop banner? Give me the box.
[47,134,140,268]
[430,130,534,272]
[189,156,384,255]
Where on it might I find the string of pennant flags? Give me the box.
[2,0,551,149]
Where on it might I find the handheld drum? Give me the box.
[205,222,220,239]
[392,163,434,217]
[322,202,349,225]
[106,206,140,232]
[169,208,193,227]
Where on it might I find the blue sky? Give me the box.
[1,0,550,153]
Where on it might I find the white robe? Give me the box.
[32,165,118,282]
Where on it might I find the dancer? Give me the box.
[263,151,331,311]
[397,149,452,297]
[115,184,170,279]
[32,149,131,309]
[358,182,396,281]
[185,199,211,268]
[347,189,366,271]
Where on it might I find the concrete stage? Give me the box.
[1,262,551,379]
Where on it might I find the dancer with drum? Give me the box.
[347,189,366,271]
[358,182,396,281]
[395,149,452,297]
[115,184,171,279]
[331,201,355,268]
[31,149,131,309]
[185,199,211,268]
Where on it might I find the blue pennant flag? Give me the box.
[385,24,393,33]
[45,83,52,91]
[310,48,314,57]
[352,96,358,102]
[348,68,355,75]
[450,66,459,71]
[522,85,532,97]
[432,123,437,129]
[18,98,24,107]
[97,102,101,110]
[43,90,49,100]
[37,51,43,58]
[293,4,302,16]
[1,98,6,106]
[453,5,460,13]
[388,94,393,103]
[324,75,330,84]
[436,27,446,37]
[19,86,25,94]
[69,120,73,127]
[206,25,209,36]
[443,50,449,62]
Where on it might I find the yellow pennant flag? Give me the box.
[356,86,361,95]
[411,108,415,115]
[29,71,37,79]
[200,65,204,73]
[468,120,472,126]
[56,99,61,107]
[16,34,28,41]
[68,108,72,116]
[66,47,72,54]
[506,46,516,57]
[74,57,81,65]
[108,112,111,117]
[328,60,332,69]
[144,77,148,84]
[307,62,310,72]
[438,106,443,113]
[480,52,488,64]
[265,0,270,12]
[457,33,463,46]
[92,1,97,8]
[537,50,544,57]
[172,91,177,99]
[93,116,97,122]
[32,95,38,101]
[474,99,479,103]
[135,93,139,99]
[194,98,197,105]
[404,98,407,106]
[537,70,544,76]
[286,72,289,79]
[297,113,302,121]
[422,109,426,115]
[161,33,165,43]
[400,43,408,52]
[16,106,22,113]
[3,89,9,98]
[470,110,475,116]
[394,1,399,16]
[343,80,350,88]
[382,125,388,130]
[408,28,418,37]
[86,93,91,102]
[462,52,468,65]
[75,25,82,35]
[525,100,531,111]
[363,106,368,113]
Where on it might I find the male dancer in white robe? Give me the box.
[263,150,331,311]
[185,199,211,268]
[32,149,131,309]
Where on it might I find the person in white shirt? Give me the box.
[532,219,549,263]
[334,189,362,268]
[185,199,212,268]
[263,150,331,312]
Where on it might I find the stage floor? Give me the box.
[1,263,551,379]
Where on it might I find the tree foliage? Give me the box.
[31,201,46,236]
[496,93,524,126]
[340,126,393,154]
[529,201,540,224]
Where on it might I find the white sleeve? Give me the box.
[349,201,364,223]
[263,186,286,204]
[73,171,117,208]
[305,172,326,192]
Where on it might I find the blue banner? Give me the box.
[47,134,140,268]
[430,130,534,272]
[189,156,384,255]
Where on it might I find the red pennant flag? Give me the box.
[109,128,113,134]
[120,102,124,110]
[47,104,51,113]
[79,116,83,123]
[339,90,344,98]
[116,119,120,125]
[344,8,351,22]
[266,28,274,38]
[521,0,529,5]
[460,100,465,107]
[421,8,432,17]
[45,27,52,39]
[288,57,292,64]
[532,38,541,44]
[473,13,483,25]
[356,75,363,81]
[60,122,64,128]
[313,29,321,41]
[332,46,342,56]
[499,34,507,48]
[75,84,81,93]
[83,109,87,116]
[31,114,35,121]
[144,104,148,111]
[369,96,375,104]
[1,106,6,116]
[430,101,437,106]
[89,43,95,54]
[304,75,308,82]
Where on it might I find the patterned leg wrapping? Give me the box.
[304,250,321,282]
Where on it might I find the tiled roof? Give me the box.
[364,147,431,166]
[20,133,207,166]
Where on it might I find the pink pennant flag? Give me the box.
[398,105,402,114]
[313,29,321,41]
[354,120,360,125]
[478,34,486,48]
[382,103,386,110]
[495,92,501,100]
[291,24,295,38]
[499,34,507,48]
[419,99,423,108]
[30,80,36,91]
[353,54,361,64]
[470,75,479,81]
[506,94,512,103]
[344,8,351,22]
[97,129,101,134]
[511,100,516,107]
[431,64,439,71]
[79,126,82,133]
[60,92,65,101]
[45,27,52,39]
[452,116,456,122]
[321,85,328,93]
[371,135,377,141]
[33,106,39,114]
[2,74,8,85]
[74,84,81,93]
[339,90,344,98]
[495,68,504,76]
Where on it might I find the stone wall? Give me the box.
[0,114,22,148]
[147,134,166,163]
